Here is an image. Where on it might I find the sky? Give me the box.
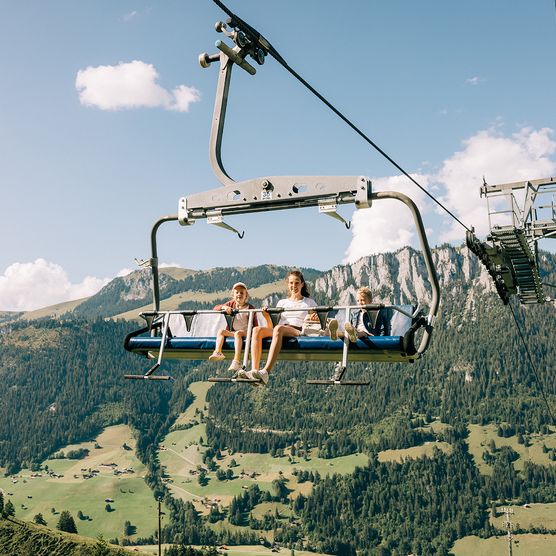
[1,1,556,311]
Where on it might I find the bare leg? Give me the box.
[233,330,245,361]
[215,329,234,353]
[251,326,273,370]
[263,324,300,372]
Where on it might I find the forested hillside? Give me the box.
[1,246,555,554]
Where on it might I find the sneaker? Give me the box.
[328,319,339,341]
[344,323,358,343]
[247,369,269,385]
[228,359,242,372]
[208,351,225,361]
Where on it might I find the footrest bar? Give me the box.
[306,379,369,386]
[208,377,260,384]
[124,374,173,381]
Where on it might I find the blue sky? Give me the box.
[1,1,556,310]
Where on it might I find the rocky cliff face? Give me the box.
[313,245,495,306]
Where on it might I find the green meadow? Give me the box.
[467,424,556,475]
[490,503,556,530]
[0,424,163,541]
[378,441,452,463]
[158,382,369,512]
[452,533,556,555]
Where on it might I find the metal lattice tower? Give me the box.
[467,177,556,305]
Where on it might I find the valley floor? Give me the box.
[3,380,556,553]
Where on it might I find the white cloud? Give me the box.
[0,259,110,312]
[122,10,138,22]
[0,259,191,311]
[75,60,201,112]
[465,76,481,86]
[343,174,430,263]
[437,127,556,241]
[116,268,134,278]
[344,126,556,261]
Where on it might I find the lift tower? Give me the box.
[467,177,556,304]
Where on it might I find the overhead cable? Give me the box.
[508,302,555,425]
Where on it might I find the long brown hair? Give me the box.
[287,269,310,298]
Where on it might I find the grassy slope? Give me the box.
[377,441,452,463]
[467,424,556,475]
[490,503,556,530]
[158,382,369,513]
[452,534,556,556]
[0,518,148,555]
[0,425,163,541]
[20,298,88,321]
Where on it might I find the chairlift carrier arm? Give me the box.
[139,12,440,359]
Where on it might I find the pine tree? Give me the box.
[4,499,15,517]
[57,510,78,533]
[33,513,47,525]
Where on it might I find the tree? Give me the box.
[197,468,208,486]
[4,499,15,518]
[124,520,136,536]
[57,510,78,533]
[272,478,289,501]
[0,490,3,516]
[33,513,47,525]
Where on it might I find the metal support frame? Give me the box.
[128,14,441,381]
[471,177,556,305]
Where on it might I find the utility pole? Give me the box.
[158,497,162,556]
[501,506,514,556]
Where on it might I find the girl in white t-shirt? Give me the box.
[239,270,318,385]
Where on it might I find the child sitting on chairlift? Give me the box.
[209,282,258,372]
[343,286,389,341]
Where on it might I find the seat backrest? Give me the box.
[389,305,414,336]
[168,305,414,337]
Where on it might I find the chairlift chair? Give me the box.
[124,10,441,384]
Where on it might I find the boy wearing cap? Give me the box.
[209,282,258,373]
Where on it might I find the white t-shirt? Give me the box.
[277,297,317,328]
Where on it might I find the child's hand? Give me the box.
[262,306,269,313]
[224,306,233,315]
